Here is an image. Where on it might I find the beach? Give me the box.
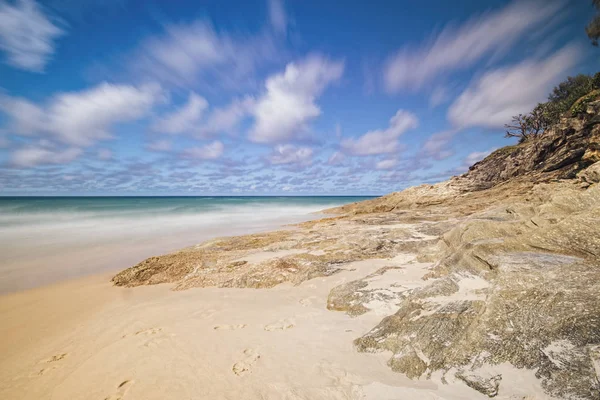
[0,196,368,293]
[0,193,559,400]
[0,256,549,400]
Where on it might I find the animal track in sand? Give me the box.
[232,349,261,376]
[104,379,134,400]
[213,324,247,330]
[264,319,295,331]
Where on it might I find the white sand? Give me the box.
[0,255,554,400]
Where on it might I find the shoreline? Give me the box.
[0,209,333,295]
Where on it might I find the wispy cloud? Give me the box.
[383,0,564,92]
[268,144,313,166]
[420,129,459,160]
[448,43,582,128]
[152,93,208,135]
[11,144,81,167]
[0,0,65,72]
[0,82,165,146]
[376,159,397,170]
[268,0,287,35]
[128,20,279,90]
[182,140,224,160]
[340,110,418,156]
[249,54,344,144]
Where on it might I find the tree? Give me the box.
[546,74,594,123]
[504,105,549,143]
[588,0,600,46]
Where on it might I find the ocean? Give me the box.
[0,196,374,293]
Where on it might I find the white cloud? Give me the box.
[249,55,344,144]
[0,0,65,72]
[97,148,112,160]
[153,93,208,135]
[130,20,277,89]
[448,44,582,128]
[183,140,224,160]
[421,129,458,160]
[199,96,255,136]
[268,144,313,166]
[0,82,164,146]
[384,0,564,92]
[464,149,495,166]
[340,110,418,156]
[11,145,81,167]
[429,86,449,108]
[327,151,345,165]
[376,159,397,170]
[0,133,8,148]
[146,139,172,152]
[268,0,287,34]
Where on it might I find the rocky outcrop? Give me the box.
[355,184,600,399]
[458,99,600,191]
[112,97,600,398]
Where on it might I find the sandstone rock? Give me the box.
[455,372,502,398]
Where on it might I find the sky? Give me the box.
[0,0,597,196]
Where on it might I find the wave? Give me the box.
[0,197,371,292]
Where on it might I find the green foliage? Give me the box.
[546,74,594,124]
[593,72,600,89]
[505,72,599,142]
[570,89,600,116]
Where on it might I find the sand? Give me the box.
[0,251,554,400]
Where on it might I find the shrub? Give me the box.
[570,89,600,116]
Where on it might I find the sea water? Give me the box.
[0,196,373,293]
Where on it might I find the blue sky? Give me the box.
[0,0,597,195]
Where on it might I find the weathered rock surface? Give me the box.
[112,98,600,398]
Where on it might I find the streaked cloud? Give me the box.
[129,20,278,90]
[421,129,459,160]
[340,110,418,156]
[153,93,208,135]
[11,144,81,167]
[384,0,564,92]
[268,0,287,35]
[0,82,165,146]
[0,0,65,72]
[448,44,582,129]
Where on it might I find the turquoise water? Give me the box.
[0,196,374,293]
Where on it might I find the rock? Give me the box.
[112,97,600,399]
[455,372,502,397]
[579,161,600,183]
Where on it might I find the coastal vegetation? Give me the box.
[505,72,600,143]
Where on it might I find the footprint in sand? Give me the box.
[232,349,260,376]
[193,308,217,319]
[32,353,68,376]
[104,380,134,400]
[122,327,162,339]
[264,319,295,331]
[299,296,318,307]
[41,353,68,363]
[213,324,247,330]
